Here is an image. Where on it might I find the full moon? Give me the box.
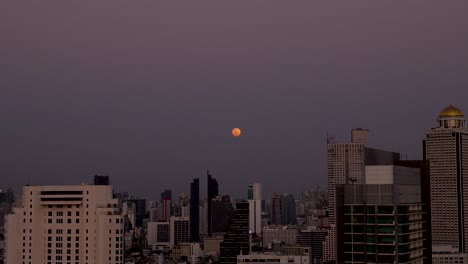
[232,128,241,137]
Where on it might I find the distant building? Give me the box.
[207,171,219,237]
[424,105,468,253]
[5,182,124,264]
[298,229,327,264]
[190,178,200,242]
[161,189,172,202]
[271,193,283,225]
[248,183,262,236]
[147,221,170,249]
[262,226,298,246]
[204,235,224,255]
[237,246,310,264]
[220,202,249,264]
[170,216,190,246]
[128,198,146,228]
[281,193,297,225]
[212,195,234,234]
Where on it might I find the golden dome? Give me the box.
[439,105,464,117]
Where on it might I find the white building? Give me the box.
[262,226,298,246]
[5,184,124,264]
[248,183,262,236]
[323,224,336,263]
[147,221,170,249]
[425,105,468,252]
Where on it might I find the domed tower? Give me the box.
[424,105,468,253]
[436,105,466,129]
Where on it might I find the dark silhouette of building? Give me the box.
[93,175,109,185]
[190,178,200,242]
[161,189,172,202]
[212,195,235,233]
[129,198,146,228]
[282,193,297,225]
[220,202,249,264]
[207,170,219,236]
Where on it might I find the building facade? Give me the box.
[336,165,426,264]
[190,178,200,242]
[220,202,249,264]
[424,105,468,253]
[5,184,124,264]
[248,183,262,236]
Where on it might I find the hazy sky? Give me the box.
[1,1,468,201]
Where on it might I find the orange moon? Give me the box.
[232,128,241,137]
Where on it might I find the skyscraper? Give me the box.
[248,183,262,235]
[424,105,468,253]
[190,178,200,242]
[161,189,172,202]
[336,164,427,263]
[207,171,219,237]
[5,182,124,264]
[271,193,283,225]
[212,195,234,234]
[327,129,400,262]
[282,193,297,225]
[219,202,249,264]
[170,216,190,247]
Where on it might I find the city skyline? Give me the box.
[2,1,468,200]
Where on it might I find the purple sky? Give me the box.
[1,1,468,200]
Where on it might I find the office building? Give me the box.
[207,171,219,237]
[298,229,327,264]
[335,164,426,263]
[170,216,190,246]
[327,129,399,262]
[424,105,468,252]
[248,183,262,235]
[212,195,234,234]
[281,193,297,225]
[220,202,249,264]
[128,198,146,228]
[271,193,283,225]
[262,226,298,246]
[147,221,170,249]
[190,178,200,242]
[5,183,124,264]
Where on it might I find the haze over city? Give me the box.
[2,1,468,200]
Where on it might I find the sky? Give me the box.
[1,1,468,201]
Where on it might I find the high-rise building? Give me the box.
[282,193,297,225]
[335,164,427,263]
[219,202,249,264]
[5,183,124,264]
[424,105,468,253]
[212,195,234,234]
[161,189,172,202]
[190,178,200,242]
[207,171,219,237]
[271,193,283,225]
[327,129,400,262]
[248,183,262,235]
[170,216,190,247]
[128,198,146,228]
